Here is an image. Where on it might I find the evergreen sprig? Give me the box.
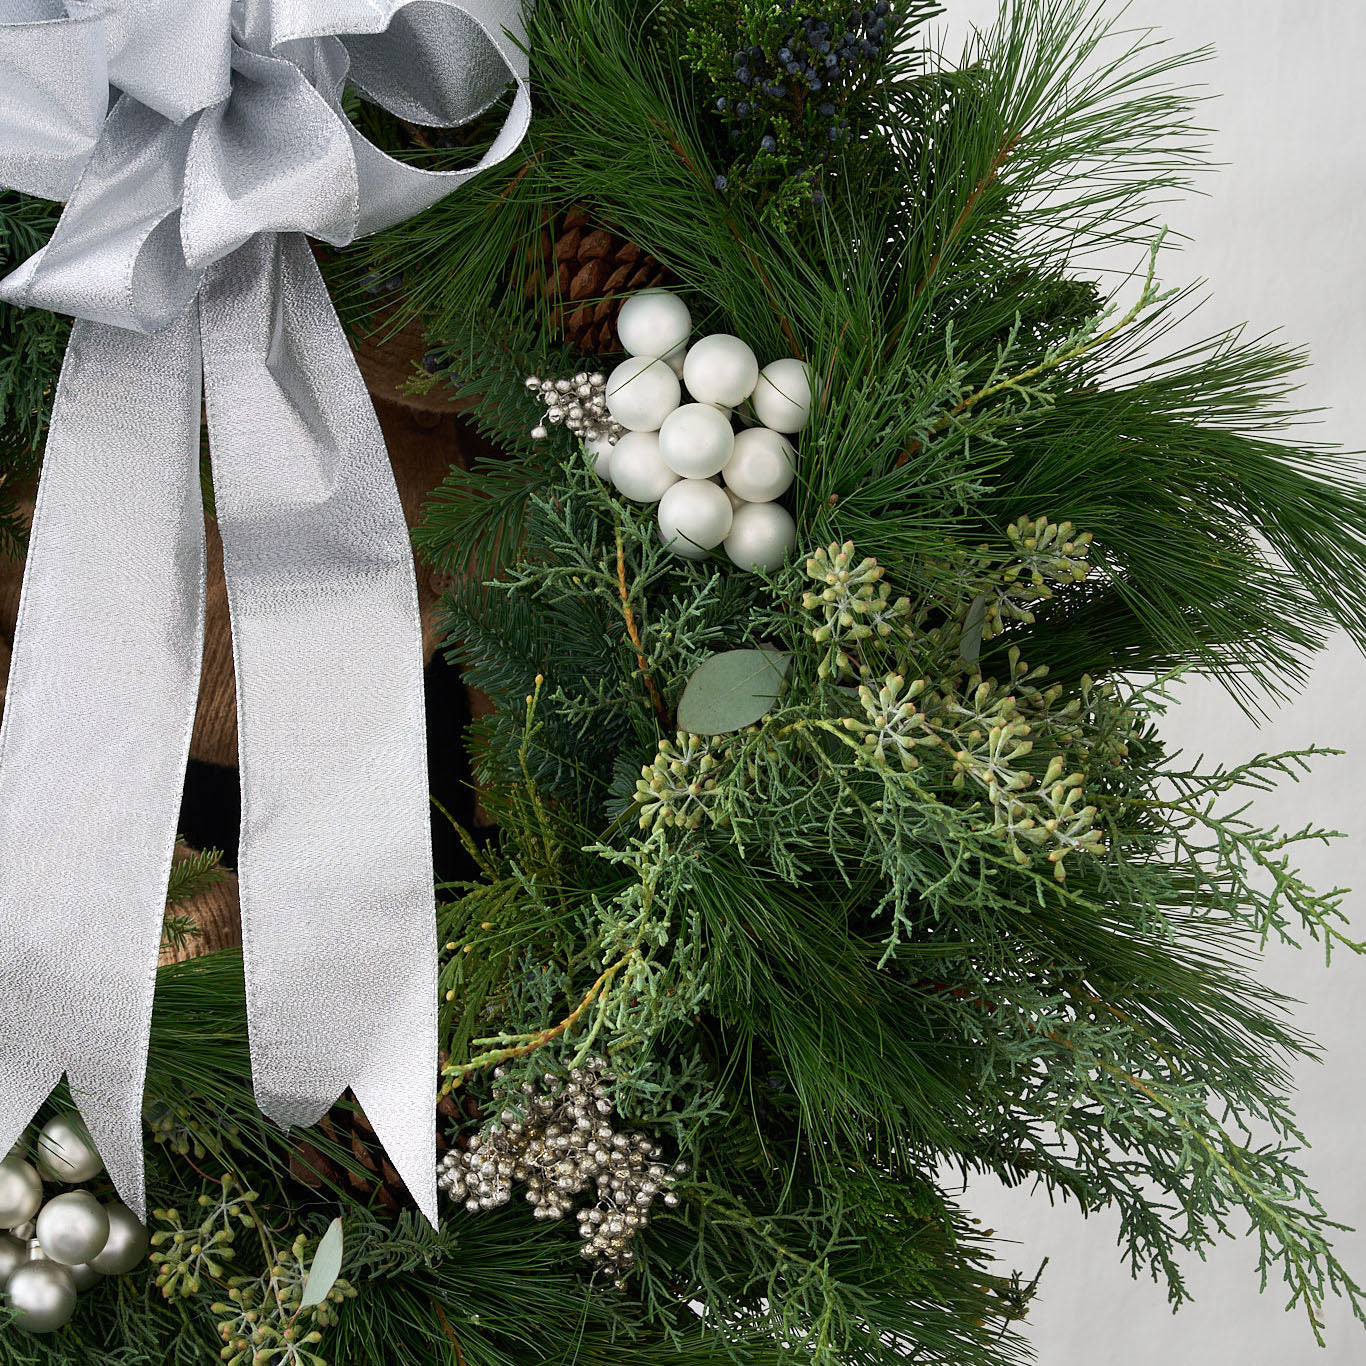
[1,2,1363,1363]
[396,1,1366,1357]
[0,191,65,556]
[430,454,1365,1360]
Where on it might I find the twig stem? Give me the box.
[616,530,669,725]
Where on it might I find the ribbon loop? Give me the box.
[0,5,107,200]
[0,0,531,1223]
[182,46,359,266]
[0,0,531,328]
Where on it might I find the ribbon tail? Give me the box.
[200,232,437,1224]
[0,312,206,1216]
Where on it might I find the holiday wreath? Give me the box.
[0,0,1363,1362]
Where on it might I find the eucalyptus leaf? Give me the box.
[676,648,790,735]
[300,1217,343,1308]
[960,594,987,664]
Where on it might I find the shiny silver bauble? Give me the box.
[0,1157,43,1229]
[6,1259,77,1333]
[35,1191,109,1266]
[34,1115,104,1184]
[89,1202,149,1276]
[0,1230,26,1289]
[67,1261,101,1291]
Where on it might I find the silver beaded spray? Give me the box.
[436,1057,685,1286]
[524,371,624,446]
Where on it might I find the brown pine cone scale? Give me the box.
[289,1086,464,1215]
[527,207,674,355]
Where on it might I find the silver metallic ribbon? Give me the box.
[0,0,530,1223]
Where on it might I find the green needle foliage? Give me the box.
[2,2,1365,1364]
[366,0,1366,1360]
[0,191,66,556]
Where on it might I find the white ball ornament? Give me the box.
[663,342,688,378]
[585,433,615,483]
[609,432,680,504]
[35,1191,109,1267]
[0,1158,43,1229]
[657,403,735,479]
[617,289,692,358]
[724,501,797,572]
[751,358,813,433]
[6,1259,77,1334]
[34,1114,103,1184]
[89,1202,149,1276]
[721,426,796,503]
[683,334,759,407]
[657,480,734,559]
[604,357,680,431]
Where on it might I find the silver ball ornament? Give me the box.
[0,1157,43,1229]
[68,1261,101,1291]
[35,1114,103,1183]
[89,1202,148,1276]
[0,1231,26,1288]
[36,1190,109,1266]
[6,1260,77,1333]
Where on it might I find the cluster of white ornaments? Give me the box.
[591,290,812,573]
[0,1116,149,1333]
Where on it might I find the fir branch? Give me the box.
[166,843,225,909]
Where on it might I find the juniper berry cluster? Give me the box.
[729,0,894,104]
[681,0,901,226]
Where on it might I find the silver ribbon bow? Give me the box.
[0,0,530,1223]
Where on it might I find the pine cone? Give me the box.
[288,1086,465,1215]
[524,207,674,355]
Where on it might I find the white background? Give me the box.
[934,3,1366,1361]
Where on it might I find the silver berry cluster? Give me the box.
[437,1058,684,1286]
[524,371,624,445]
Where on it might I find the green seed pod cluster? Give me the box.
[981,516,1095,639]
[634,732,734,831]
[801,540,912,678]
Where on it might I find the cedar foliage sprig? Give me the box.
[436,456,1364,1359]
[0,1,1363,1363]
